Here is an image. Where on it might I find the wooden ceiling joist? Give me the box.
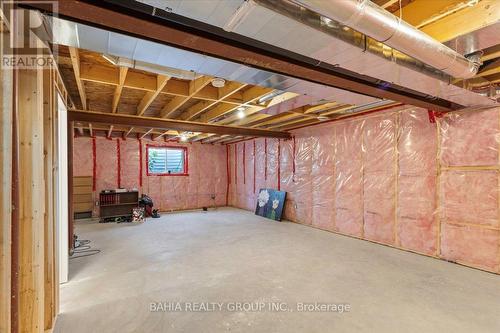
[181,82,247,120]
[68,46,87,110]
[198,86,273,123]
[221,136,249,145]
[112,67,128,113]
[124,127,134,138]
[475,59,500,78]
[482,45,500,62]
[249,113,298,128]
[76,124,84,136]
[140,128,154,139]
[202,135,231,144]
[68,110,291,139]
[78,63,255,107]
[137,74,170,116]
[420,0,500,42]
[107,125,114,138]
[160,76,213,118]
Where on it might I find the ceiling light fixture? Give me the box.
[211,77,226,88]
[237,106,246,119]
[180,134,188,142]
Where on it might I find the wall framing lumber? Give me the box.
[68,47,87,110]
[42,68,56,330]
[18,68,45,333]
[68,110,291,139]
[0,33,13,333]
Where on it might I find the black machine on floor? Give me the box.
[139,194,160,218]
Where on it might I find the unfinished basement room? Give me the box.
[1,0,500,332]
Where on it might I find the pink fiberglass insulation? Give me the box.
[397,108,437,255]
[120,138,140,190]
[229,105,500,274]
[73,136,227,215]
[95,137,118,194]
[335,119,364,237]
[362,114,396,244]
[73,136,93,177]
[440,109,499,166]
[441,170,498,227]
[440,223,499,272]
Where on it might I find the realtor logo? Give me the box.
[0,1,57,68]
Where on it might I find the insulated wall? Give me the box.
[228,106,500,274]
[73,136,227,215]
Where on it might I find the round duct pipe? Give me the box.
[289,0,480,79]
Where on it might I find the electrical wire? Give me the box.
[70,238,101,259]
[70,249,101,259]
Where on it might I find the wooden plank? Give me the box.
[51,67,60,318]
[68,47,87,110]
[392,0,463,27]
[73,176,92,186]
[68,110,291,139]
[43,68,55,330]
[475,58,500,78]
[0,34,13,333]
[74,202,93,213]
[78,62,275,106]
[68,120,74,253]
[73,193,92,203]
[198,86,272,122]
[18,68,45,333]
[137,74,170,116]
[112,67,128,113]
[73,186,93,194]
[160,76,212,118]
[420,0,500,42]
[482,45,500,62]
[140,128,153,139]
[181,81,247,120]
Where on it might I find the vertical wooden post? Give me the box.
[11,68,19,333]
[51,68,60,317]
[18,67,45,332]
[68,120,74,252]
[0,31,13,333]
[43,68,56,330]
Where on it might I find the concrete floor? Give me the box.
[55,207,500,333]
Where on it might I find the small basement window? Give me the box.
[146,145,188,176]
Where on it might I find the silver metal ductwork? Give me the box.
[289,0,480,79]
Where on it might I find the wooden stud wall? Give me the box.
[0,30,13,333]
[0,17,63,332]
[18,67,45,333]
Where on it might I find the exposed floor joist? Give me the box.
[112,67,128,113]
[160,76,212,118]
[35,0,462,112]
[68,110,291,138]
[68,47,87,110]
[137,74,170,116]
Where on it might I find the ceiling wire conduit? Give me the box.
[287,0,481,79]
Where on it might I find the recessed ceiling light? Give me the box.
[180,134,188,142]
[237,109,246,119]
[211,78,226,88]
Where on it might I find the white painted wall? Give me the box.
[56,94,68,283]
